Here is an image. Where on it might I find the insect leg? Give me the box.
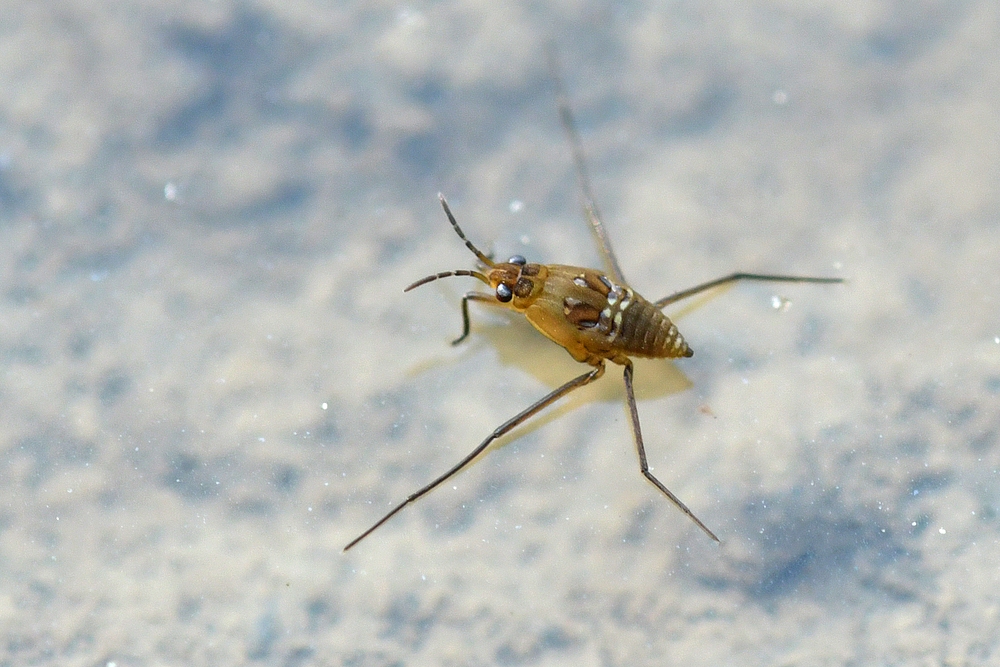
[654,272,844,308]
[344,363,607,552]
[453,292,497,346]
[622,359,720,542]
[548,47,627,285]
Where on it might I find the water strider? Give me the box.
[343,64,843,552]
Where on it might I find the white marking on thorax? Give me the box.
[601,278,634,340]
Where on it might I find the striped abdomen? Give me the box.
[615,293,692,359]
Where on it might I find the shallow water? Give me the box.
[2,1,999,664]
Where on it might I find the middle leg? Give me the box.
[654,272,843,309]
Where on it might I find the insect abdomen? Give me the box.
[617,296,692,359]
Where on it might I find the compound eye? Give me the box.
[508,255,527,266]
[496,283,513,302]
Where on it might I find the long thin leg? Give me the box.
[344,363,607,551]
[654,272,844,309]
[453,292,497,346]
[548,47,627,285]
[622,360,720,542]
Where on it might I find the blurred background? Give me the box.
[1,0,998,664]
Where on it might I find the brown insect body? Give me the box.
[491,262,691,365]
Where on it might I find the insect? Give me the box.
[344,65,843,552]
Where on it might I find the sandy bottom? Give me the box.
[2,1,999,665]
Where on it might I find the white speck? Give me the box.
[509,199,524,213]
[67,488,73,493]
[939,527,946,534]
[520,234,531,246]
[322,402,328,410]
[258,437,266,443]
[772,89,788,105]
[995,336,999,344]
[164,182,177,201]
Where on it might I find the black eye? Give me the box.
[508,255,527,266]
[496,283,513,302]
